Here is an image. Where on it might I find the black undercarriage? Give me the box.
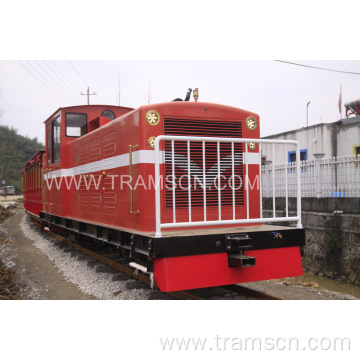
[38,211,305,271]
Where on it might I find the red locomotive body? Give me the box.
[22,99,305,292]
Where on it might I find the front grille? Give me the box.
[164,117,244,208]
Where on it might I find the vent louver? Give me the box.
[164,117,244,208]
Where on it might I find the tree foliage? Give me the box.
[0,125,44,193]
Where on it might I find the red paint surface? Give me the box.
[24,102,261,233]
[153,247,303,292]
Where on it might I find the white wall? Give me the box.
[261,117,360,164]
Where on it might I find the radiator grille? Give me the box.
[164,117,244,208]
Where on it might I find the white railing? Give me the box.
[154,136,302,238]
[262,154,360,198]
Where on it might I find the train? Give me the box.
[21,89,305,292]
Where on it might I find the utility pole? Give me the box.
[81,87,95,105]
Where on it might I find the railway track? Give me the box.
[30,217,283,301]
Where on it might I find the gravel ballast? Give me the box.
[18,215,156,300]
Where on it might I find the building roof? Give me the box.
[262,116,360,139]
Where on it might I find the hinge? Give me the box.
[130,234,135,261]
[148,238,154,258]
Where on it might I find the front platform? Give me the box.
[153,246,303,292]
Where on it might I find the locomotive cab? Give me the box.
[42,105,133,217]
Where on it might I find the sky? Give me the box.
[1,60,359,145]
[1,1,360,146]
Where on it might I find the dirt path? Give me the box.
[239,278,357,300]
[0,210,96,300]
[0,239,19,300]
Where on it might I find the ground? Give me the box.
[0,236,19,300]
[0,200,358,300]
[0,204,96,300]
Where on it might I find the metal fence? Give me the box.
[154,136,302,238]
[262,154,360,198]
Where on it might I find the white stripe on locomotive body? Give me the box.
[44,150,165,179]
[44,150,259,179]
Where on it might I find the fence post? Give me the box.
[265,160,272,197]
[314,153,325,198]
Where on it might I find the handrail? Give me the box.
[129,144,140,215]
[154,135,302,238]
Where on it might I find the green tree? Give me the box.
[0,124,44,193]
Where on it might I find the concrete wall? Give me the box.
[301,211,360,285]
[261,116,360,163]
[263,197,360,214]
[263,197,360,286]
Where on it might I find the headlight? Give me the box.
[148,136,156,149]
[146,110,160,126]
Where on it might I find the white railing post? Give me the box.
[296,146,302,229]
[284,145,288,218]
[314,153,325,198]
[264,160,272,197]
[154,137,162,238]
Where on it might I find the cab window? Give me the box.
[47,129,51,165]
[65,113,87,137]
[52,116,61,163]
[101,110,116,120]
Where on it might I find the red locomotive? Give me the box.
[22,90,305,292]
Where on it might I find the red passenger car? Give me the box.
[22,96,305,292]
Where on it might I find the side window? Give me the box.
[47,129,51,165]
[288,150,307,162]
[65,113,87,137]
[52,116,61,163]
